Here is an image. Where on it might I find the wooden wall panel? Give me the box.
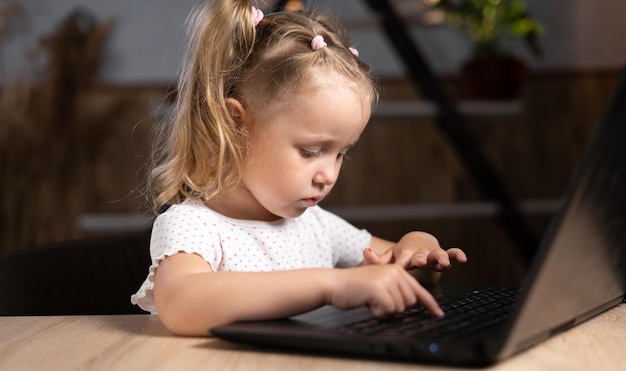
[1,69,621,286]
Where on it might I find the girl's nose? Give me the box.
[313,160,341,186]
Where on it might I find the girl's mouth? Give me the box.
[303,196,322,206]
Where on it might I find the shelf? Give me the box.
[373,100,523,119]
[77,214,154,233]
[328,199,560,222]
[77,199,560,232]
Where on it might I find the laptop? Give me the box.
[209,70,626,366]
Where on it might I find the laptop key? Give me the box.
[338,287,521,340]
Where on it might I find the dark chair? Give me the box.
[0,230,151,315]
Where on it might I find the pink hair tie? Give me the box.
[311,35,327,51]
[251,6,264,26]
[348,47,359,57]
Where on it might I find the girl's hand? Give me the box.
[326,264,444,318]
[362,232,467,282]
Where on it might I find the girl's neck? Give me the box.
[205,189,282,222]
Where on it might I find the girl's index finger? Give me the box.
[411,279,444,317]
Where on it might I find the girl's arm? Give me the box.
[153,252,442,336]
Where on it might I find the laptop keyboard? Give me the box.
[338,287,521,341]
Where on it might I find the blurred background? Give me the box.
[1,0,625,285]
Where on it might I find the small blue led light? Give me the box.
[429,342,439,354]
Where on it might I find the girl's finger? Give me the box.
[362,248,380,265]
[377,248,395,264]
[447,248,468,263]
[411,280,444,317]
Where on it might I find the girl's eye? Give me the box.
[300,149,319,158]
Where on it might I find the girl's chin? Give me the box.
[277,206,309,220]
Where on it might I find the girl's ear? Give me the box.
[225,98,247,126]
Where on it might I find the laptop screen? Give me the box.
[500,73,626,357]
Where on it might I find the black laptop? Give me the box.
[210,71,626,366]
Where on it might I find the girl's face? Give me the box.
[212,72,372,221]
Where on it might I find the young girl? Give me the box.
[132,0,467,336]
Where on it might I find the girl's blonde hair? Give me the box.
[149,0,378,212]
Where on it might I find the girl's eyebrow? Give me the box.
[323,140,359,152]
[300,137,358,147]
[297,131,361,149]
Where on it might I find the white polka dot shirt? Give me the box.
[131,198,371,313]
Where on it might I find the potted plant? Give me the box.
[434,0,545,99]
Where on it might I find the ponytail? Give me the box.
[150,0,257,210]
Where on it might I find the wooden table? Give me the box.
[1,305,625,371]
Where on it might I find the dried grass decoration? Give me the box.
[1,9,146,252]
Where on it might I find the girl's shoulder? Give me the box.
[153,198,220,227]
[160,197,213,216]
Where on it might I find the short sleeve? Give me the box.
[131,200,223,313]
